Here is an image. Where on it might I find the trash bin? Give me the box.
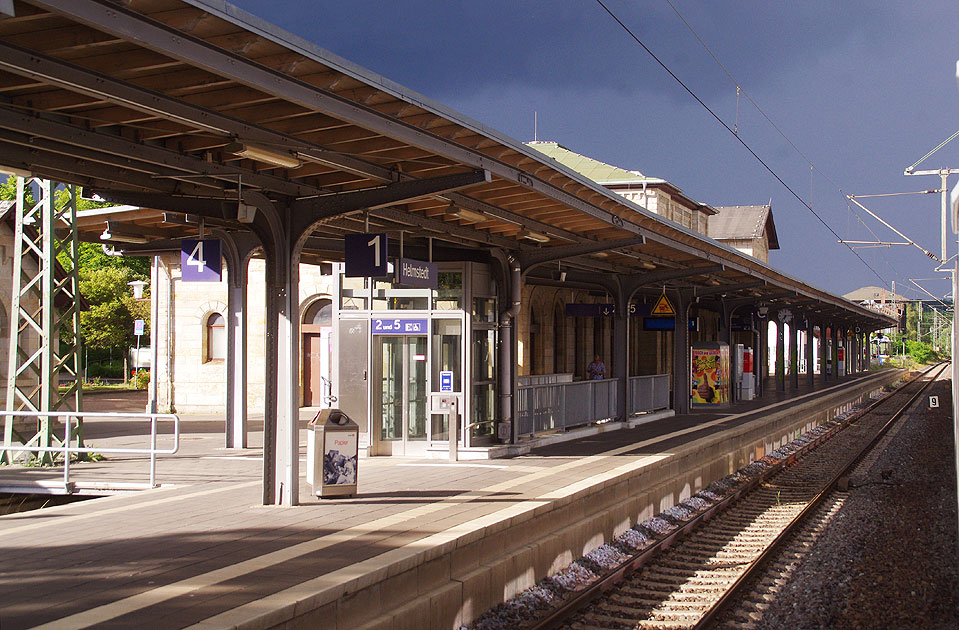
[306,409,358,498]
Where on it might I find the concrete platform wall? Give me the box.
[268,370,902,630]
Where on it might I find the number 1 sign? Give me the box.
[181,239,222,282]
[344,233,388,277]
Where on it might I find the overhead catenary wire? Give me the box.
[847,195,941,263]
[593,0,887,284]
[852,190,944,198]
[905,129,959,173]
[664,0,910,284]
[663,1,873,213]
[662,0,916,284]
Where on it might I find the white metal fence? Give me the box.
[517,378,619,437]
[518,373,574,386]
[0,410,179,492]
[516,373,672,438]
[628,374,671,415]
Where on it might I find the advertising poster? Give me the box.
[323,431,358,485]
[691,346,729,405]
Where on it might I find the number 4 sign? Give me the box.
[181,239,222,282]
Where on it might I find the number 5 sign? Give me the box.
[345,233,388,277]
[181,239,222,282]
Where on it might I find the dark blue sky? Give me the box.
[230,0,958,299]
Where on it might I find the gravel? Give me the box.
[753,378,959,630]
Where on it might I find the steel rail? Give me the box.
[694,361,948,629]
[530,365,936,630]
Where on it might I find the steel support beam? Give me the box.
[517,237,645,271]
[289,170,490,236]
[775,313,786,392]
[789,316,799,390]
[215,230,259,449]
[0,38,392,184]
[3,178,83,466]
[671,289,692,415]
[623,265,724,300]
[0,106,322,198]
[693,281,765,299]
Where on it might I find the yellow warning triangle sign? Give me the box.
[651,293,675,316]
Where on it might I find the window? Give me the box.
[304,299,332,326]
[206,312,226,362]
[433,272,463,310]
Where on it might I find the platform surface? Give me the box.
[0,371,891,629]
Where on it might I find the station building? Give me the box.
[0,0,895,505]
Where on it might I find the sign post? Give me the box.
[133,318,145,381]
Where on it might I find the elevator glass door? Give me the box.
[374,335,427,455]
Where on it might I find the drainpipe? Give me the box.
[499,260,521,443]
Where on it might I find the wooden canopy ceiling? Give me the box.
[0,0,893,328]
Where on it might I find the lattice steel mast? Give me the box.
[2,177,83,464]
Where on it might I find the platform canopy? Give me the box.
[0,0,893,329]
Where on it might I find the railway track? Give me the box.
[535,364,946,630]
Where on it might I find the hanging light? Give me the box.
[225,141,302,169]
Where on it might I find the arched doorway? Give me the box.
[302,298,333,407]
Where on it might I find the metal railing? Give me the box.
[0,410,179,492]
[517,378,619,437]
[518,373,574,386]
[628,374,671,415]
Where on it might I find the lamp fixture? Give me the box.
[100,228,148,244]
[225,141,302,169]
[447,204,487,224]
[127,279,148,299]
[640,261,656,269]
[592,251,609,258]
[517,230,549,243]
[100,221,150,244]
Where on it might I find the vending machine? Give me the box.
[741,346,755,400]
[733,344,744,401]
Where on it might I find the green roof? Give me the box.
[526,141,652,184]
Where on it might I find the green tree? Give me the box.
[2,175,150,355]
[78,265,150,351]
[904,302,919,340]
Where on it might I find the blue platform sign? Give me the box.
[566,303,616,317]
[643,317,699,331]
[440,370,454,393]
[181,239,221,282]
[372,318,428,335]
[397,257,437,288]
[345,233,388,277]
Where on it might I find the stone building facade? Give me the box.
[152,255,335,413]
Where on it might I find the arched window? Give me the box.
[206,312,226,362]
[303,299,332,326]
